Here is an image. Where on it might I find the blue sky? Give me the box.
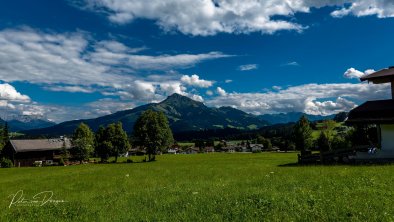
[0,0,393,122]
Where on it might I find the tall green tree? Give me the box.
[108,122,130,162]
[292,116,313,151]
[95,126,110,162]
[72,123,95,163]
[317,120,337,152]
[133,110,174,161]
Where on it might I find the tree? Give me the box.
[108,122,130,162]
[256,135,272,150]
[60,139,70,161]
[95,126,110,162]
[317,131,330,152]
[72,123,95,163]
[316,120,337,152]
[292,116,313,151]
[133,110,174,161]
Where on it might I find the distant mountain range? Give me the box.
[23,93,269,136]
[258,112,336,125]
[0,115,55,131]
[19,94,339,136]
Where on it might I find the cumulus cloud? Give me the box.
[181,74,214,88]
[0,83,30,102]
[216,87,227,96]
[225,79,233,83]
[238,64,258,71]
[206,82,390,116]
[343,67,375,79]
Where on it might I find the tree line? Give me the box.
[71,110,173,163]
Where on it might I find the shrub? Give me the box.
[1,158,13,168]
[59,158,65,166]
[126,158,133,163]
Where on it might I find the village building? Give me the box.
[250,144,264,152]
[167,148,178,154]
[346,66,394,160]
[2,138,72,167]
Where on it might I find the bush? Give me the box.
[59,158,65,166]
[1,158,13,168]
[126,158,133,163]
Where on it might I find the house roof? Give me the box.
[360,67,394,84]
[346,99,394,124]
[10,138,72,153]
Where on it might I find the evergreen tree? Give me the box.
[292,116,313,151]
[3,122,9,143]
[72,123,95,163]
[133,110,174,161]
[317,131,331,152]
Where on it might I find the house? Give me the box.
[2,138,72,167]
[346,66,394,160]
[182,147,199,154]
[167,148,178,154]
[204,146,215,153]
[222,146,236,153]
[250,144,264,152]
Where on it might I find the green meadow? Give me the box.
[1,153,394,221]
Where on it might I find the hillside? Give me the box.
[23,93,268,136]
[259,112,335,125]
[0,116,55,132]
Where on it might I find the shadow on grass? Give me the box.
[278,161,394,167]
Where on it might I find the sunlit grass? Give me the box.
[1,153,393,221]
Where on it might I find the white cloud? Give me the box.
[343,67,375,79]
[206,82,391,116]
[0,83,30,102]
[282,61,300,66]
[81,0,309,36]
[239,64,258,71]
[190,94,204,102]
[206,90,213,96]
[77,1,394,36]
[225,79,233,83]
[181,74,214,88]
[0,28,230,93]
[216,87,227,96]
[331,1,394,18]
[44,85,95,93]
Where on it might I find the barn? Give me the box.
[2,138,72,167]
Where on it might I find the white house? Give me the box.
[167,148,178,154]
[250,144,264,152]
[346,66,394,160]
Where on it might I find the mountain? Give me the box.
[23,93,269,136]
[258,112,336,125]
[0,115,56,131]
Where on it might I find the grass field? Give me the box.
[1,153,394,221]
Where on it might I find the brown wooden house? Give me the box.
[2,138,72,167]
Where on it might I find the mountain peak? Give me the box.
[162,93,202,105]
